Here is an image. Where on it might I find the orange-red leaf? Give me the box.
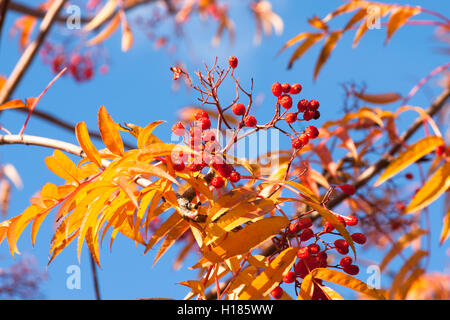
[98,105,124,156]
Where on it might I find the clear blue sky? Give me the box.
[0,0,449,299]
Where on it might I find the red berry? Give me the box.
[305,126,319,139]
[323,222,334,233]
[317,251,328,265]
[343,264,359,275]
[271,286,283,299]
[313,110,321,120]
[281,83,291,93]
[336,215,347,226]
[298,217,312,229]
[436,145,446,156]
[297,99,309,112]
[173,161,185,172]
[188,162,203,172]
[351,233,367,245]
[199,117,211,130]
[297,247,310,259]
[229,171,241,183]
[339,184,356,195]
[271,82,282,97]
[228,56,238,69]
[285,112,297,123]
[303,109,315,121]
[345,216,358,226]
[288,222,300,234]
[292,138,303,150]
[405,173,414,180]
[336,246,349,255]
[232,103,246,116]
[300,228,314,241]
[283,272,296,284]
[194,110,209,121]
[298,134,309,146]
[278,94,293,109]
[213,163,233,178]
[334,239,349,250]
[210,176,224,189]
[290,83,302,95]
[308,243,320,254]
[244,116,257,127]
[339,256,353,267]
[171,122,185,136]
[308,100,320,109]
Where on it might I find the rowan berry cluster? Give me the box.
[40,42,108,82]
[271,212,367,300]
[171,110,241,189]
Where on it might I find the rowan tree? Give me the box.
[0,0,449,300]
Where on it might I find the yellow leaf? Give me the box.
[389,250,427,299]
[239,247,297,299]
[396,267,424,300]
[204,198,275,245]
[386,7,420,43]
[83,0,117,32]
[307,268,385,300]
[343,108,384,127]
[153,220,189,265]
[314,31,342,80]
[303,200,356,259]
[75,121,103,169]
[374,136,444,186]
[144,212,183,253]
[137,120,166,149]
[354,92,402,104]
[98,105,124,156]
[85,11,121,46]
[380,228,427,271]
[178,280,206,299]
[45,150,80,183]
[207,187,257,222]
[283,180,320,203]
[317,284,344,300]
[202,216,289,263]
[288,33,324,69]
[406,162,450,213]
[297,273,314,300]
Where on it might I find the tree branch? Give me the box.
[0,0,10,45]
[0,0,66,105]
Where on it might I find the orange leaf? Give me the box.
[0,99,28,111]
[405,162,450,213]
[75,121,103,168]
[288,33,324,69]
[314,31,342,80]
[374,136,444,186]
[386,7,421,43]
[354,92,402,104]
[120,12,133,52]
[85,11,121,46]
[380,229,427,271]
[239,247,297,299]
[98,105,124,156]
[389,250,427,299]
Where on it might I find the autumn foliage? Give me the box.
[0,0,449,300]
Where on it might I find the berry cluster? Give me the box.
[271,214,366,300]
[171,110,241,189]
[40,42,108,82]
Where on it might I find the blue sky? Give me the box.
[0,0,449,299]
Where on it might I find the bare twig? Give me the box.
[0,0,10,44]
